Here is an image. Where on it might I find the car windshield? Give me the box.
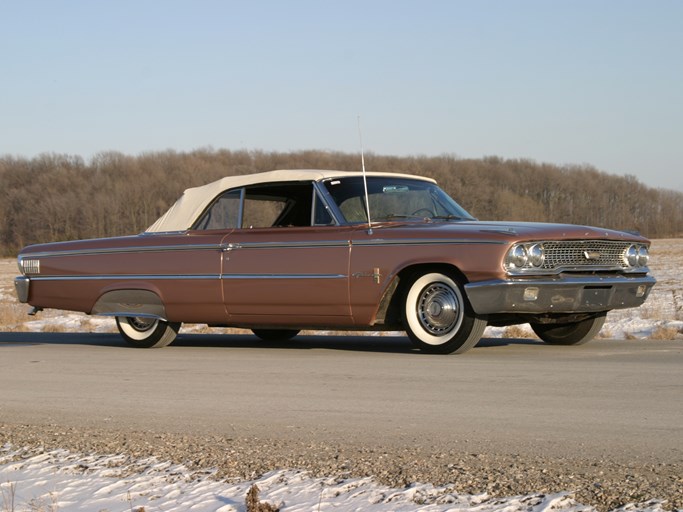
[323,176,475,224]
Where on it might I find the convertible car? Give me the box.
[15,169,655,354]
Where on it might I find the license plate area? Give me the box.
[581,286,612,307]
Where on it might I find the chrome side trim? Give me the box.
[221,273,347,280]
[21,244,225,259]
[29,274,220,281]
[27,273,347,281]
[22,237,503,259]
[230,238,504,251]
[230,241,350,250]
[352,238,505,247]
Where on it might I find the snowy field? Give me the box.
[1,239,681,511]
[0,447,671,512]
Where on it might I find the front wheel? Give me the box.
[116,316,180,348]
[531,313,606,345]
[402,272,487,354]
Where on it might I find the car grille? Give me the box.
[541,241,629,271]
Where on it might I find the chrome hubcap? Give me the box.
[417,283,460,335]
[129,317,157,332]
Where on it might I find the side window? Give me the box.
[194,182,338,230]
[313,190,334,226]
[242,183,315,228]
[242,194,288,228]
[194,189,241,230]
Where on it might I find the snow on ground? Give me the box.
[0,447,669,512]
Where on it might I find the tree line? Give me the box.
[1,148,681,255]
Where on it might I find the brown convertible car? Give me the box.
[15,169,655,353]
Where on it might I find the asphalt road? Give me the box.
[1,332,681,464]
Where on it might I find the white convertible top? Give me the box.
[146,169,435,232]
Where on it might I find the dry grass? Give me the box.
[650,325,682,340]
[1,482,16,512]
[621,287,682,323]
[78,317,97,332]
[646,240,683,320]
[187,323,219,335]
[0,302,30,327]
[502,324,535,339]
[41,323,67,333]
[671,290,683,321]
[1,482,59,512]
[245,484,279,512]
[596,326,613,339]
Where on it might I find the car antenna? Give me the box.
[357,115,373,235]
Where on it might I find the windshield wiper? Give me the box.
[381,214,469,222]
[431,215,467,221]
[383,214,426,220]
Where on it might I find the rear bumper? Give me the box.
[465,274,656,315]
[14,276,30,303]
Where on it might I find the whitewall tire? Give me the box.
[402,272,487,354]
[116,316,180,348]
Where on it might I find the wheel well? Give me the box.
[397,263,468,287]
[91,289,167,320]
[379,263,468,327]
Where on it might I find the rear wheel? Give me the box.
[116,316,180,348]
[402,272,487,354]
[252,329,300,342]
[531,314,606,345]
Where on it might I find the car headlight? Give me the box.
[528,243,545,267]
[506,245,528,269]
[624,244,649,269]
[625,245,638,267]
[505,243,545,271]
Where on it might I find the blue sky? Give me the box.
[2,1,682,191]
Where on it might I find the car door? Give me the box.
[221,228,352,324]
[220,182,353,326]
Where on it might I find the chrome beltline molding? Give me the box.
[351,238,505,247]
[21,237,505,259]
[221,273,347,279]
[227,238,504,251]
[20,244,224,259]
[29,274,221,281]
[28,273,347,281]
[225,241,350,251]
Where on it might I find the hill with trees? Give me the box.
[1,149,681,255]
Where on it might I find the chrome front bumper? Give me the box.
[465,275,656,315]
[14,276,30,303]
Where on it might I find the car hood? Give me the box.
[375,220,649,243]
